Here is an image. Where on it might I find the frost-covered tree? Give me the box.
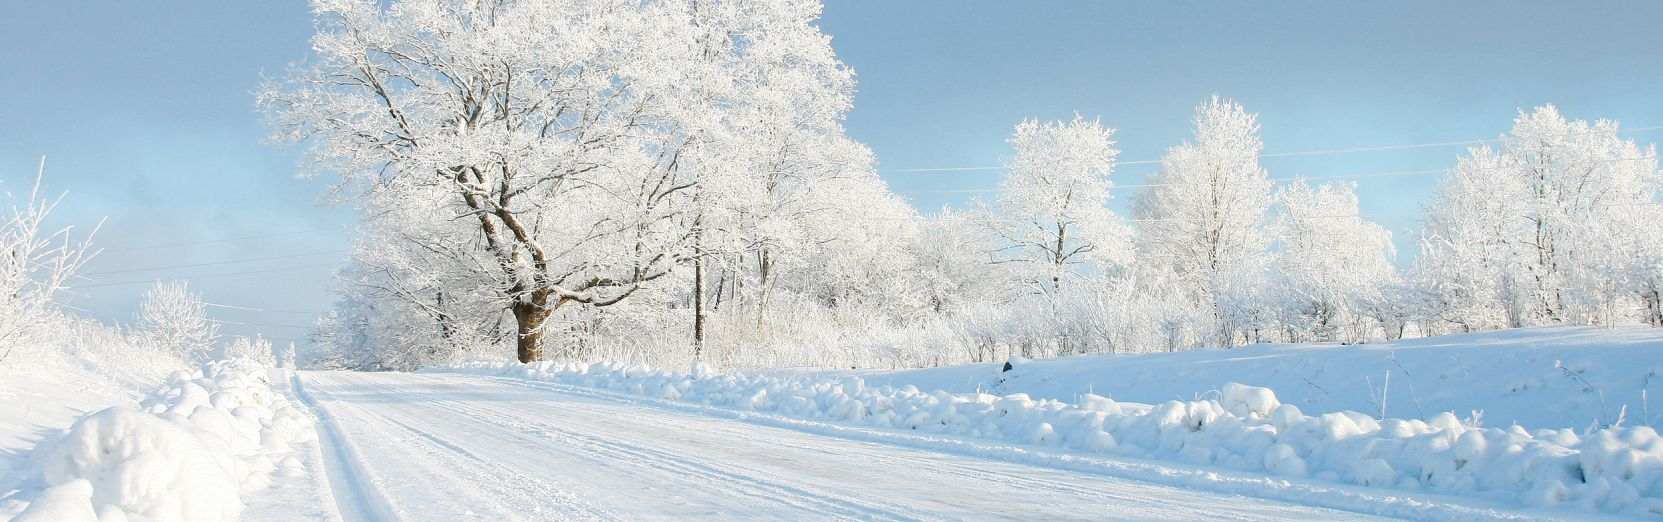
[263,0,857,362]
[223,335,277,367]
[1416,146,1519,331]
[964,115,1140,359]
[1620,204,1663,327]
[1273,181,1397,343]
[0,160,97,362]
[1419,105,1660,329]
[909,209,1000,315]
[136,281,219,364]
[685,132,907,349]
[1135,96,1274,347]
[980,115,1130,295]
[280,341,298,369]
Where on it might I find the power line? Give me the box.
[902,155,1658,195]
[81,250,349,277]
[75,263,342,289]
[202,302,326,315]
[98,226,347,253]
[883,125,1663,176]
[209,319,315,330]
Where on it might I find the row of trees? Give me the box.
[959,97,1403,355]
[1418,106,1663,331]
[956,100,1658,359]
[278,1,1661,370]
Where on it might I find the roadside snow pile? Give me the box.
[820,326,1663,432]
[0,359,315,522]
[445,360,1663,517]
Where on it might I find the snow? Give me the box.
[8,480,97,522]
[35,407,240,521]
[8,326,1658,519]
[298,371,1402,520]
[436,327,1663,517]
[0,359,319,522]
[800,326,1663,431]
[0,326,184,484]
[0,368,132,485]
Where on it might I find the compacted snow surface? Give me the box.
[297,371,1396,521]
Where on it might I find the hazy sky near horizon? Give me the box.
[2,1,1660,346]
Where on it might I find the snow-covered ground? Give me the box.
[5,326,1662,520]
[0,346,177,487]
[800,326,1663,431]
[437,326,1663,518]
[297,371,1451,520]
[0,360,332,521]
[0,367,131,484]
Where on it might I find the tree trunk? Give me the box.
[693,246,706,358]
[512,289,554,363]
[1645,287,1663,327]
[756,249,773,330]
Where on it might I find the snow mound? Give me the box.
[443,360,1663,517]
[1,359,316,522]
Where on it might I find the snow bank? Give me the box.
[444,360,1663,517]
[0,359,315,522]
[821,326,1663,432]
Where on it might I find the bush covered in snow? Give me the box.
[444,360,1663,516]
[0,359,315,522]
[133,281,221,366]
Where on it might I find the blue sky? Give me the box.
[2,1,1660,344]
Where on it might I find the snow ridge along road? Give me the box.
[296,371,1401,521]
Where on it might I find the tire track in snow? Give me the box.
[448,384,1266,522]
[479,375,1563,522]
[302,372,612,521]
[411,387,917,521]
[415,373,1355,521]
[705,421,1243,517]
[302,371,1434,521]
[292,373,403,522]
[366,404,612,521]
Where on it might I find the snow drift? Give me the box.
[0,359,315,522]
[820,326,1663,431]
[444,360,1663,517]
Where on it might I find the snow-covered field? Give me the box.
[809,326,1663,431]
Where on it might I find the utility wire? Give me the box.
[209,319,315,330]
[202,302,326,315]
[903,155,1658,194]
[81,250,349,277]
[884,125,1663,175]
[98,226,347,253]
[75,263,342,289]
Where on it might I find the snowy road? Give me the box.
[294,371,1396,521]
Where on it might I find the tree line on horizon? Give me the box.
[253,0,1662,371]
